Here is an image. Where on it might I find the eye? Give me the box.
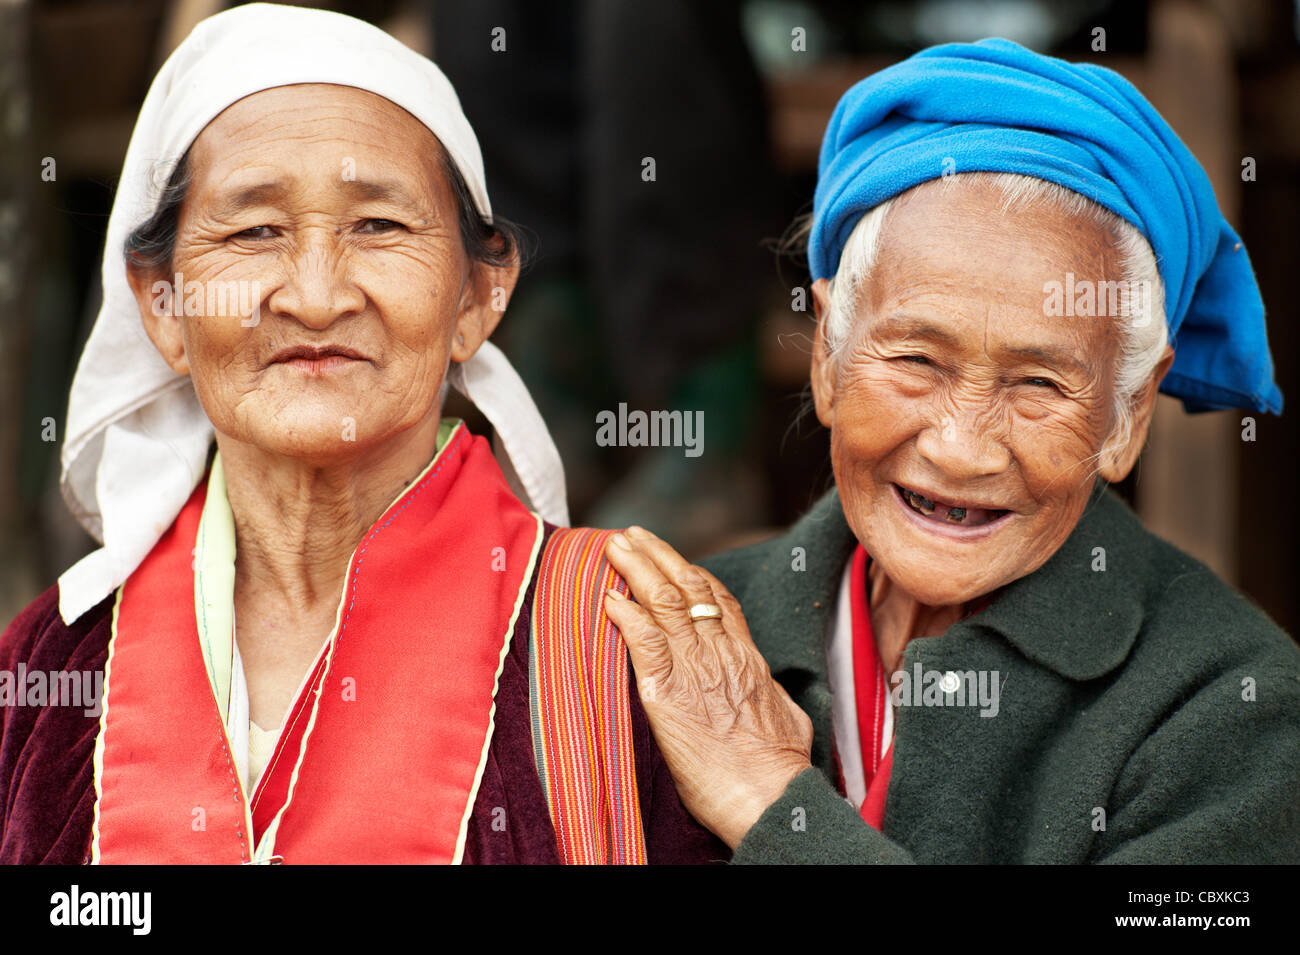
[357,218,403,234]
[900,355,931,365]
[230,225,277,240]
[1023,376,1060,390]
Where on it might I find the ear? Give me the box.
[450,256,519,363]
[127,259,190,376]
[809,278,837,429]
[1099,343,1175,482]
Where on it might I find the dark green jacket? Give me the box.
[701,482,1300,864]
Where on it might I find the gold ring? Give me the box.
[688,603,723,621]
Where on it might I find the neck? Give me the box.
[867,558,969,679]
[217,412,445,612]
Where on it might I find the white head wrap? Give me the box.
[57,2,569,624]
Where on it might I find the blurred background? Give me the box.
[1,0,1297,638]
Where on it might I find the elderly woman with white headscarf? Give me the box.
[0,3,720,865]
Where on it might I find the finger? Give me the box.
[693,565,760,652]
[602,588,674,685]
[604,532,701,643]
[621,526,727,637]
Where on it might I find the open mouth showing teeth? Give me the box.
[895,484,1011,527]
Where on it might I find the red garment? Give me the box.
[849,546,892,830]
[0,576,726,864]
[96,425,541,863]
[0,426,727,864]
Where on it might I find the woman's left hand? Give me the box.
[603,526,814,849]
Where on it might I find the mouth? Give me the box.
[269,345,368,376]
[893,482,1013,536]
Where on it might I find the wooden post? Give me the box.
[0,0,40,624]
[1134,0,1241,584]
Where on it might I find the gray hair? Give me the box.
[820,172,1168,459]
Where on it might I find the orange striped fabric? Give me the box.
[529,527,648,865]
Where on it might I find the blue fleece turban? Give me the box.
[810,38,1282,414]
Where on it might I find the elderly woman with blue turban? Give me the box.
[603,39,1300,863]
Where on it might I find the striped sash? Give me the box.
[529,527,648,865]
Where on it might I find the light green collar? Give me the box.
[193,418,463,724]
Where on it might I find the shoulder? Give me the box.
[1081,498,1300,861]
[1,584,115,675]
[702,487,855,606]
[1105,492,1300,674]
[1086,491,1300,778]
[530,523,727,863]
[699,489,854,673]
[0,584,112,863]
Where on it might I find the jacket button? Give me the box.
[940,671,961,693]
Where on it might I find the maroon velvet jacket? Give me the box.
[0,540,729,864]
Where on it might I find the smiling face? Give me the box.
[128,83,514,466]
[811,177,1168,607]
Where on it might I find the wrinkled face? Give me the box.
[130,83,507,464]
[812,178,1148,606]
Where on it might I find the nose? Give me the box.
[266,229,364,329]
[914,404,1011,480]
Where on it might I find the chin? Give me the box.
[245,419,374,462]
[867,535,1016,606]
[888,564,993,606]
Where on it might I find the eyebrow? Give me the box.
[338,177,424,208]
[208,178,427,218]
[873,314,1092,378]
[209,181,287,218]
[1004,345,1092,379]
[871,315,963,347]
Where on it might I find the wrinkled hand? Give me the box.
[603,526,813,849]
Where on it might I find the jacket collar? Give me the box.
[734,480,1150,684]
